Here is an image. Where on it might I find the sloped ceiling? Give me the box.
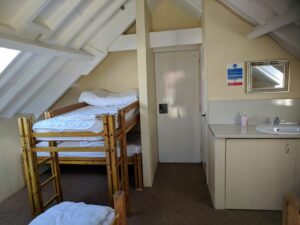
[220,0,300,60]
[0,0,136,118]
[0,0,297,119]
[0,0,202,119]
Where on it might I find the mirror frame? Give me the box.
[246,59,290,93]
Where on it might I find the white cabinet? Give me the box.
[206,128,300,210]
[226,139,298,210]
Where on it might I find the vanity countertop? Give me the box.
[209,124,300,139]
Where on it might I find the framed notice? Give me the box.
[227,63,244,86]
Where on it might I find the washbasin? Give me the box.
[256,124,300,135]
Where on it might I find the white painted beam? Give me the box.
[34,0,82,32]
[3,59,68,117]
[46,1,110,46]
[70,0,127,49]
[0,32,94,60]
[82,0,136,75]
[108,34,136,52]
[151,28,202,48]
[12,0,51,32]
[22,60,85,118]
[247,2,300,39]
[0,53,33,91]
[0,55,53,114]
[109,28,202,51]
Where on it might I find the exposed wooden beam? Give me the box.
[0,55,53,114]
[108,28,202,52]
[22,61,84,118]
[247,2,300,39]
[3,59,68,117]
[71,0,127,49]
[0,32,94,60]
[0,53,33,90]
[46,1,110,46]
[12,0,51,32]
[88,0,136,52]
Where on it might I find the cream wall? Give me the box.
[203,0,300,101]
[53,51,139,109]
[151,0,199,31]
[0,118,23,203]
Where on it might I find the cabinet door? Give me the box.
[294,140,300,198]
[226,139,295,210]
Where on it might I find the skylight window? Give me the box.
[0,47,20,74]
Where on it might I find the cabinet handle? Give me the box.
[285,143,290,154]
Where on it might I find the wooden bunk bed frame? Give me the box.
[282,195,300,225]
[18,101,140,216]
[40,101,143,190]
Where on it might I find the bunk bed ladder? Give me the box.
[19,116,63,216]
[107,115,129,202]
[42,112,63,208]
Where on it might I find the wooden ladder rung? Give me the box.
[38,156,53,167]
[41,175,56,188]
[43,194,58,209]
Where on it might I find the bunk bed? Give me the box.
[37,99,143,190]
[18,90,142,215]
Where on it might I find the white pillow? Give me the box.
[79,89,139,106]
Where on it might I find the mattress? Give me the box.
[32,104,138,141]
[36,141,141,158]
[29,201,114,225]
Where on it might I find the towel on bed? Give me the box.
[29,202,115,225]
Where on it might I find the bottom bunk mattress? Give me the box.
[29,201,115,225]
[36,141,141,158]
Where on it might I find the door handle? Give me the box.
[159,104,168,114]
[285,143,290,154]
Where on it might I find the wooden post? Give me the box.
[18,118,35,215]
[113,191,127,225]
[136,154,143,191]
[282,195,300,225]
[103,115,113,203]
[108,115,119,193]
[120,110,129,200]
[23,118,43,215]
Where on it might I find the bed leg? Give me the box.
[114,191,127,225]
[136,154,143,191]
[282,195,300,225]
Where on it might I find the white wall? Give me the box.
[0,118,24,203]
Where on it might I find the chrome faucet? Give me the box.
[273,117,280,125]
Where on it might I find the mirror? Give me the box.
[246,60,289,93]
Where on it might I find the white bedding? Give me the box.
[79,89,138,107]
[32,105,137,141]
[36,141,141,158]
[29,201,115,225]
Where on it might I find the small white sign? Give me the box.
[227,63,244,86]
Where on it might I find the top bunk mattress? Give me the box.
[33,104,138,134]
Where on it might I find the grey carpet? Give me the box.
[0,164,281,225]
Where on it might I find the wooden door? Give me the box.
[155,50,201,163]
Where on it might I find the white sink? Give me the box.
[256,124,300,135]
